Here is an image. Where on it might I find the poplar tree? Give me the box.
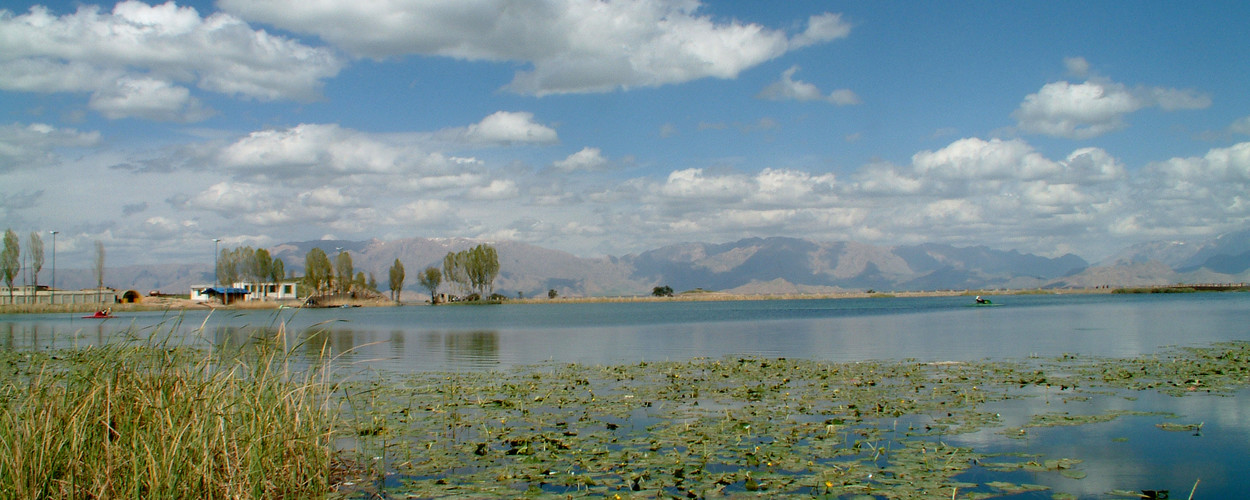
[335,251,354,294]
[1,229,18,302]
[303,248,332,295]
[28,232,43,291]
[389,259,407,301]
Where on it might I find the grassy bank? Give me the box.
[0,324,340,498]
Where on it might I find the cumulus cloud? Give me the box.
[0,1,343,121]
[219,0,850,95]
[218,112,552,185]
[89,76,214,122]
[468,179,520,200]
[460,111,558,145]
[0,122,101,172]
[1013,63,1211,139]
[553,147,608,172]
[756,66,859,105]
[603,134,1175,258]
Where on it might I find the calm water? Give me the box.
[4,292,1247,371]
[3,293,1249,497]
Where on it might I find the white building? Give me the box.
[190,281,299,302]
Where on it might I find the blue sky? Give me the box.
[3,0,1250,270]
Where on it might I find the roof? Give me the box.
[205,287,250,294]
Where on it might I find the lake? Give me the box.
[4,292,1248,371]
[3,292,1248,498]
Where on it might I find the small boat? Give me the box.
[974,296,992,305]
[82,309,114,319]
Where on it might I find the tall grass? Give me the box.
[0,320,341,499]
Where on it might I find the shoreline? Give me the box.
[508,286,1113,304]
[10,285,1244,315]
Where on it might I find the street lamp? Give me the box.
[49,231,57,305]
[213,238,221,288]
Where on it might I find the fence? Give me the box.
[0,287,117,305]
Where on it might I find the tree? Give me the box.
[303,248,332,295]
[465,244,500,296]
[217,246,247,287]
[335,251,354,294]
[2,229,18,302]
[253,248,273,295]
[418,266,443,303]
[389,259,407,302]
[442,251,469,295]
[28,232,43,292]
[93,240,106,289]
[270,258,285,285]
[548,289,558,299]
[441,244,500,298]
[652,285,674,297]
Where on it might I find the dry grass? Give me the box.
[0,322,340,499]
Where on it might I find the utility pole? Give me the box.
[213,238,221,288]
[50,231,57,305]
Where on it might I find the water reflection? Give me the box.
[438,330,499,367]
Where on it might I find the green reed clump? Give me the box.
[0,327,340,499]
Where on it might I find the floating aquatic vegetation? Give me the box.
[332,342,1250,498]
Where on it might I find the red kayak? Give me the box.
[83,310,114,319]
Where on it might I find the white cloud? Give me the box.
[468,179,519,200]
[461,111,558,145]
[1013,81,1140,139]
[394,199,453,225]
[1014,73,1211,139]
[220,0,849,95]
[756,66,860,105]
[791,12,852,48]
[89,76,214,122]
[185,181,271,216]
[0,1,344,120]
[553,147,608,172]
[1064,56,1090,77]
[912,137,1059,183]
[0,123,101,172]
[659,168,751,201]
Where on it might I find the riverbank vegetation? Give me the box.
[0,323,339,498]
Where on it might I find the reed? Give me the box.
[0,319,341,499]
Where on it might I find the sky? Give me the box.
[3,0,1250,270]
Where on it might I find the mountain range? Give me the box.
[51,228,1250,298]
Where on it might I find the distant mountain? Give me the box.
[54,227,1250,298]
[621,237,1087,294]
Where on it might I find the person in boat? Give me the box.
[975,296,991,304]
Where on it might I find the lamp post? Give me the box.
[213,238,221,288]
[49,231,57,305]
